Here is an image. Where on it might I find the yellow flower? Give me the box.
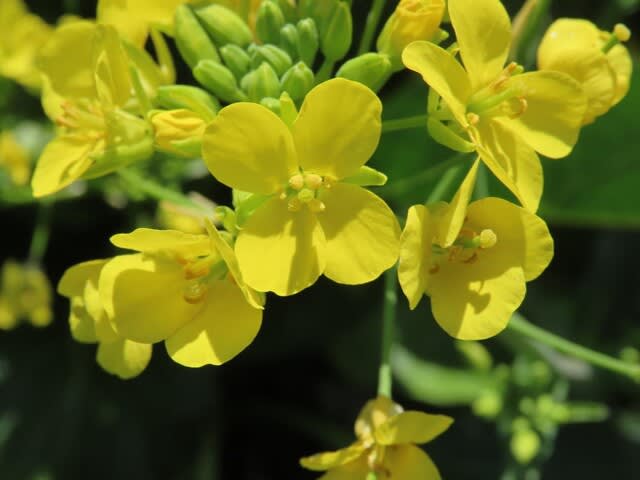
[377,0,445,66]
[538,19,632,125]
[98,224,263,367]
[58,260,152,379]
[156,195,217,235]
[97,0,262,46]
[151,108,206,157]
[31,22,156,197]
[402,0,587,212]
[202,78,401,296]
[0,131,31,186]
[0,0,52,90]
[398,160,554,339]
[0,260,52,331]
[300,396,452,479]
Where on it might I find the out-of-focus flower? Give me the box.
[398,160,554,339]
[151,108,206,157]
[0,0,52,90]
[301,396,452,479]
[0,260,52,331]
[58,260,152,379]
[156,194,217,235]
[99,224,263,367]
[0,131,31,186]
[403,0,587,212]
[538,19,632,125]
[202,78,400,296]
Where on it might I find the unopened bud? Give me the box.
[260,97,281,114]
[196,4,253,48]
[336,52,392,92]
[220,44,252,80]
[256,0,286,45]
[321,2,353,61]
[297,18,319,66]
[251,45,293,77]
[194,60,248,103]
[174,4,220,69]
[281,62,314,101]
[155,85,220,122]
[247,63,281,101]
[510,427,540,465]
[151,109,206,158]
[279,24,300,61]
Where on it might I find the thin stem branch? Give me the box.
[358,0,388,55]
[382,114,428,134]
[315,58,336,84]
[378,266,398,398]
[28,203,52,265]
[508,315,640,382]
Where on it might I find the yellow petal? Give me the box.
[110,228,211,258]
[317,184,400,285]
[69,297,98,343]
[467,198,553,282]
[376,411,453,446]
[435,159,479,247]
[235,197,326,296]
[58,259,108,298]
[385,444,441,480]
[31,135,95,198]
[96,338,152,379]
[300,442,367,471]
[205,220,264,310]
[38,21,97,100]
[355,396,404,440]
[93,24,132,107]
[165,280,262,367]
[472,120,543,213]
[316,461,369,480]
[448,0,511,91]
[398,205,432,310]
[292,78,382,180]
[607,43,633,106]
[507,71,587,159]
[402,41,471,127]
[99,254,200,343]
[202,102,298,195]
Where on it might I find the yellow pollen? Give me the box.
[479,229,497,249]
[614,23,631,42]
[467,112,480,125]
[288,174,305,190]
[308,198,325,213]
[279,191,287,200]
[304,173,323,190]
[183,258,212,280]
[183,282,207,304]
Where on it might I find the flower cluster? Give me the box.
[0,0,633,477]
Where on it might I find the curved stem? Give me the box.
[28,203,53,264]
[382,114,428,133]
[358,0,388,55]
[118,168,210,214]
[315,58,336,84]
[508,315,640,382]
[378,266,398,398]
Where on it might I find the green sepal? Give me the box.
[174,5,220,69]
[194,60,248,103]
[342,165,388,187]
[155,85,220,122]
[234,193,270,227]
[427,118,476,153]
[336,53,392,92]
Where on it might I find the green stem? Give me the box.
[315,58,336,84]
[378,153,465,199]
[358,0,388,55]
[28,203,52,264]
[129,65,153,116]
[382,114,428,133]
[366,473,378,480]
[378,266,398,398]
[426,162,465,204]
[118,169,209,213]
[508,315,640,382]
[509,0,552,64]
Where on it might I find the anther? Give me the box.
[508,97,528,119]
[288,174,305,190]
[467,112,480,125]
[287,197,302,212]
[183,282,207,304]
[304,174,323,190]
[297,188,315,203]
[308,198,325,213]
[614,23,631,43]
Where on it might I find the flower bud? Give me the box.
[195,4,253,48]
[277,0,297,21]
[336,52,392,92]
[377,0,445,69]
[174,4,220,69]
[155,85,220,122]
[297,18,319,66]
[194,60,248,103]
[246,62,281,101]
[151,109,206,158]
[281,62,314,102]
[320,2,353,62]
[260,97,281,115]
[279,24,300,61]
[251,44,293,77]
[220,44,252,80]
[510,426,540,465]
[256,0,285,45]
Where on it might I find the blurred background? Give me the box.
[1,1,639,478]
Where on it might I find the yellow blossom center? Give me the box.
[56,100,106,139]
[283,172,332,213]
[430,227,498,273]
[178,253,227,304]
[466,62,527,120]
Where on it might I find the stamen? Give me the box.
[508,97,528,119]
[183,282,207,304]
[287,197,302,212]
[479,229,497,249]
[288,174,305,190]
[467,113,480,125]
[304,174,323,190]
[308,198,325,213]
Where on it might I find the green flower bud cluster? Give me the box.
[173,1,356,109]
